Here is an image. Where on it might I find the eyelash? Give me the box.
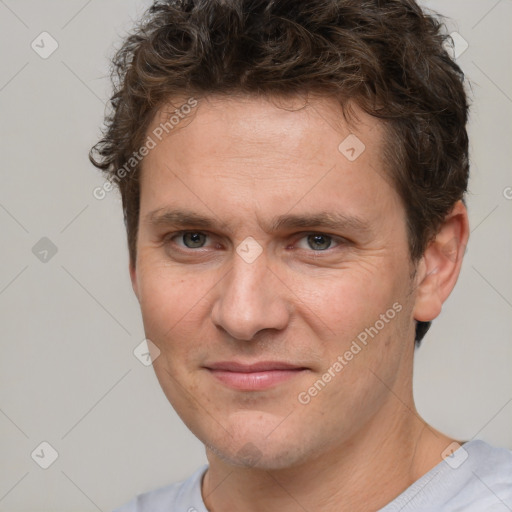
[162,230,345,255]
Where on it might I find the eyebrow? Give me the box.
[145,208,372,235]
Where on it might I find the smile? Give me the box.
[204,361,309,391]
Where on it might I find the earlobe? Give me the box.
[413,200,469,323]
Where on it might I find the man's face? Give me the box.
[131,94,419,469]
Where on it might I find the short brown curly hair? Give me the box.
[89,0,470,344]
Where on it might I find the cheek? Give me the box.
[136,263,213,417]
[136,260,209,352]
[294,265,412,397]
[293,265,401,340]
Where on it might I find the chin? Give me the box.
[208,440,309,471]
[202,417,314,471]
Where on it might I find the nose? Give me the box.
[210,251,291,341]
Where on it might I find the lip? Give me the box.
[206,361,306,372]
[204,361,309,391]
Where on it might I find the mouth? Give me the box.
[203,361,309,391]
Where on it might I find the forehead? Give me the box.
[145,93,386,169]
[138,93,400,230]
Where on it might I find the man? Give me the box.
[90,0,512,510]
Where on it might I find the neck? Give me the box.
[201,401,453,512]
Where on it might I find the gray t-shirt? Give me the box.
[114,440,512,511]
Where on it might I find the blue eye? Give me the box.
[296,233,339,252]
[179,232,208,248]
[164,231,343,255]
[306,234,332,251]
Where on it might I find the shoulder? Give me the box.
[380,440,512,512]
[449,440,512,510]
[466,438,512,472]
[112,464,209,512]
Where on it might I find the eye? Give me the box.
[164,231,344,254]
[170,231,209,249]
[295,233,340,251]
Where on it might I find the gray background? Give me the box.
[0,0,510,510]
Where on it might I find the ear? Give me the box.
[413,200,469,322]
[129,259,140,301]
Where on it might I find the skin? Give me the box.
[130,93,469,511]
